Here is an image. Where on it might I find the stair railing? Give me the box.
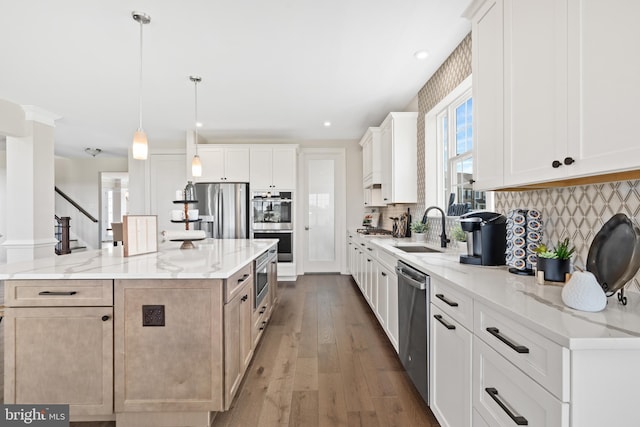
[54,187,98,255]
[55,187,98,223]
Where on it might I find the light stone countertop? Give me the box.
[0,239,278,280]
[349,229,640,350]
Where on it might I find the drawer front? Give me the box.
[363,242,377,259]
[251,302,270,347]
[225,263,253,303]
[431,278,473,330]
[5,280,113,307]
[375,245,398,271]
[473,337,569,427]
[474,302,569,401]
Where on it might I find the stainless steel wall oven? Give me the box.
[253,231,292,262]
[252,191,293,263]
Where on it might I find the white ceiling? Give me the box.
[0,0,471,158]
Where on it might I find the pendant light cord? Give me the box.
[194,79,198,155]
[138,20,144,131]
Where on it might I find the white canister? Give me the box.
[187,209,199,220]
[171,210,184,221]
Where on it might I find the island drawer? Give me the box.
[474,302,569,401]
[431,278,473,330]
[5,280,113,307]
[225,262,253,303]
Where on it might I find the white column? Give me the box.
[2,106,60,263]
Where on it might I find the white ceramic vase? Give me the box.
[561,271,607,312]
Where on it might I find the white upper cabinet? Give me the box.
[249,145,297,190]
[196,145,250,183]
[466,0,640,190]
[380,112,418,204]
[360,127,382,189]
[502,0,568,187]
[566,0,640,178]
[470,0,505,191]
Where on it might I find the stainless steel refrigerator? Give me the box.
[195,183,250,238]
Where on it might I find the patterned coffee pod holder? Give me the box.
[506,209,542,276]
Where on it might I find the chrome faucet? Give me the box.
[422,206,450,248]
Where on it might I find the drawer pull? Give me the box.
[238,273,250,283]
[101,315,110,321]
[38,291,77,296]
[434,314,455,330]
[259,321,267,330]
[485,387,528,425]
[435,293,459,307]
[367,247,373,251]
[360,243,365,247]
[259,306,267,314]
[486,327,529,354]
[241,295,248,302]
[381,272,387,277]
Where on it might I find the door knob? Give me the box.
[564,157,575,165]
[551,160,562,168]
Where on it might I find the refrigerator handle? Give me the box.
[218,190,224,238]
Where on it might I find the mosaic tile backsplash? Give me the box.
[495,180,640,293]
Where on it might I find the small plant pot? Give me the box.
[537,257,571,283]
[413,233,426,242]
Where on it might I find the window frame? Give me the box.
[424,75,492,217]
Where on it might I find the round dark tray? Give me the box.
[587,213,640,296]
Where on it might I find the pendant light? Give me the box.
[190,75,203,177]
[132,11,150,160]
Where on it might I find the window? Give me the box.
[425,76,490,214]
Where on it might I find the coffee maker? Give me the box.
[459,211,507,266]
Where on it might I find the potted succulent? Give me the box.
[535,238,576,283]
[451,224,468,252]
[410,221,429,242]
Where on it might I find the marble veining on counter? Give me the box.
[362,235,640,350]
[0,239,278,280]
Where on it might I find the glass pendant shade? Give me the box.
[132,130,148,160]
[192,154,202,177]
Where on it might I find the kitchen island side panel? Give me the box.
[114,279,224,413]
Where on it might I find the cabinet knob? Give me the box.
[563,157,575,165]
[101,315,110,321]
[551,160,562,168]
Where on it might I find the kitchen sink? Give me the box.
[394,245,441,253]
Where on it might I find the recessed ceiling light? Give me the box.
[323,121,331,127]
[414,50,429,60]
[196,122,203,128]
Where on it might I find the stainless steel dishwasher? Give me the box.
[396,260,430,404]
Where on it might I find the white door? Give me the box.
[300,149,345,273]
[149,154,186,234]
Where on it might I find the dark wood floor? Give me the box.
[3,275,439,427]
[214,274,439,427]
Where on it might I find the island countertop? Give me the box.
[0,238,278,280]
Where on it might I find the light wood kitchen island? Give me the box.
[0,239,278,427]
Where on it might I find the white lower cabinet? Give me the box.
[473,409,491,427]
[346,234,399,353]
[430,304,472,427]
[473,337,569,427]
